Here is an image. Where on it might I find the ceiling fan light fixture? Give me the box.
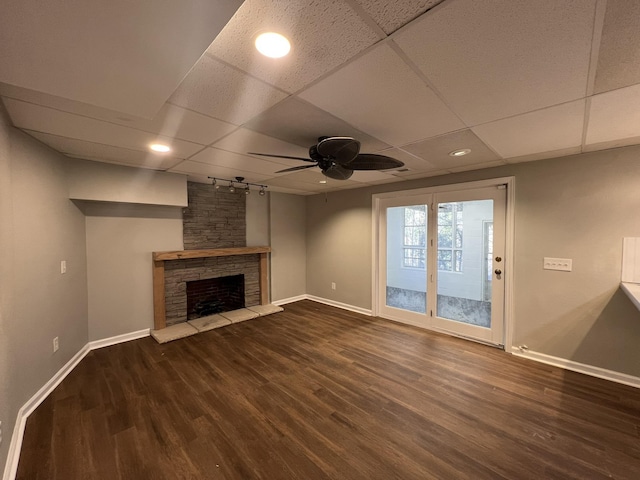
[449,148,471,157]
[150,143,171,153]
[255,32,290,58]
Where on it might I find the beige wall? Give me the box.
[82,203,183,341]
[306,146,640,377]
[246,191,270,247]
[0,113,88,474]
[270,192,307,302]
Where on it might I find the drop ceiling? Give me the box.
[1,0,638,195]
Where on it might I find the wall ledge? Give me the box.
[510,347,640,390]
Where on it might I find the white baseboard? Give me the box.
[272,295,308,306]
[3,329,150,480]
[511,348,640,389]
[306,295,372,316]
[3,343,91,480]
[88,328,150,350]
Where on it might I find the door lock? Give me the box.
[495,269,502,275]
[495,256,502,262]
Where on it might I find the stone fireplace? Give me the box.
[152,182,271,331]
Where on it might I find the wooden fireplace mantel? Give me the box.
[152,246,271,330]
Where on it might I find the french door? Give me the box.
[376,184,507,346]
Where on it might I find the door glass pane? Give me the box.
[386,205,427,314]
[436,200,493,327]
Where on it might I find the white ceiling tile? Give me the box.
[402,129,501,169]
[504,146,582,164]
[394,0,596,125]
[299,43,464,146]
[212,128,310,164]
[448,160,506,173]
[243,96,390,151]
[189,147,291,177]
[354,0,445,34]
[0,0,242,117]
[348,170,400,183]
[586,84,640,146]
[0,84,237,145]
[167,160,272,183]
[376,147,439,173]
[594,0,640,94]
[472,100,585,159]
[168,55,288,125]
[26,131,181,170]
[4,98,204,158]
[205,0,380,93]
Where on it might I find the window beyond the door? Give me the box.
[438,203,463,272]
[402,206,426,268]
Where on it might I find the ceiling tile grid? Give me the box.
[2,0,640,195]
[168,55,289,126]
[472,100,586,159]
[353,0,447,34]
[205,0,382,94]
[298,43,465,146]
[393,0,597,126]
[3,98,204,158]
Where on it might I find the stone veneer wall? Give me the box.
[164,256,260,326]
[183,181,246,249]
[163,182,258,326]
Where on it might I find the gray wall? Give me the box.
[82,204,183,341]
[307,146,640,377]
[0,114,88,473]
[270,192,307,302]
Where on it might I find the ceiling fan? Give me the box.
[249,136,404,180]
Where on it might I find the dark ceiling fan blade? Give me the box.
[248,152,315,162]
[347,153,405,170]
[316,137,360,165]
[275,164,317,173]
[322,164,354,180]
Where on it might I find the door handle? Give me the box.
[495,269,502,275]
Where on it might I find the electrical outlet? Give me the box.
[331,282,336,290]
[543,257,572,272]
[60,260,67,274]
[53,336,59,353]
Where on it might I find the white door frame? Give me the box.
[371,177,516,350]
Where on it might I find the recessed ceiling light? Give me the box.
[319,180,327,184]
[449,148,471,157]
[150,143,171,153]
[255,32,291,58]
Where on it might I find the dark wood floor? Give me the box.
[17,300,640,479]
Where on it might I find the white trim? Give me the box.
[511,348,640,389]
[3,329,151,480]
[3,344,90,480]
[306,295,373,316]
[371,176,515,200]
[88,328,150,350]
[272,295,308,306]
[503,177,516,351]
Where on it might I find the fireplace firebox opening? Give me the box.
[186,275,245,320]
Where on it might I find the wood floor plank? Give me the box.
[16,300,640,479]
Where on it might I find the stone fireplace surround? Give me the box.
[152,247,270,330]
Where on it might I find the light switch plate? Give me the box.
[544,257,572,272]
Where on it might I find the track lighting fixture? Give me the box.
[208,176,268,196]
